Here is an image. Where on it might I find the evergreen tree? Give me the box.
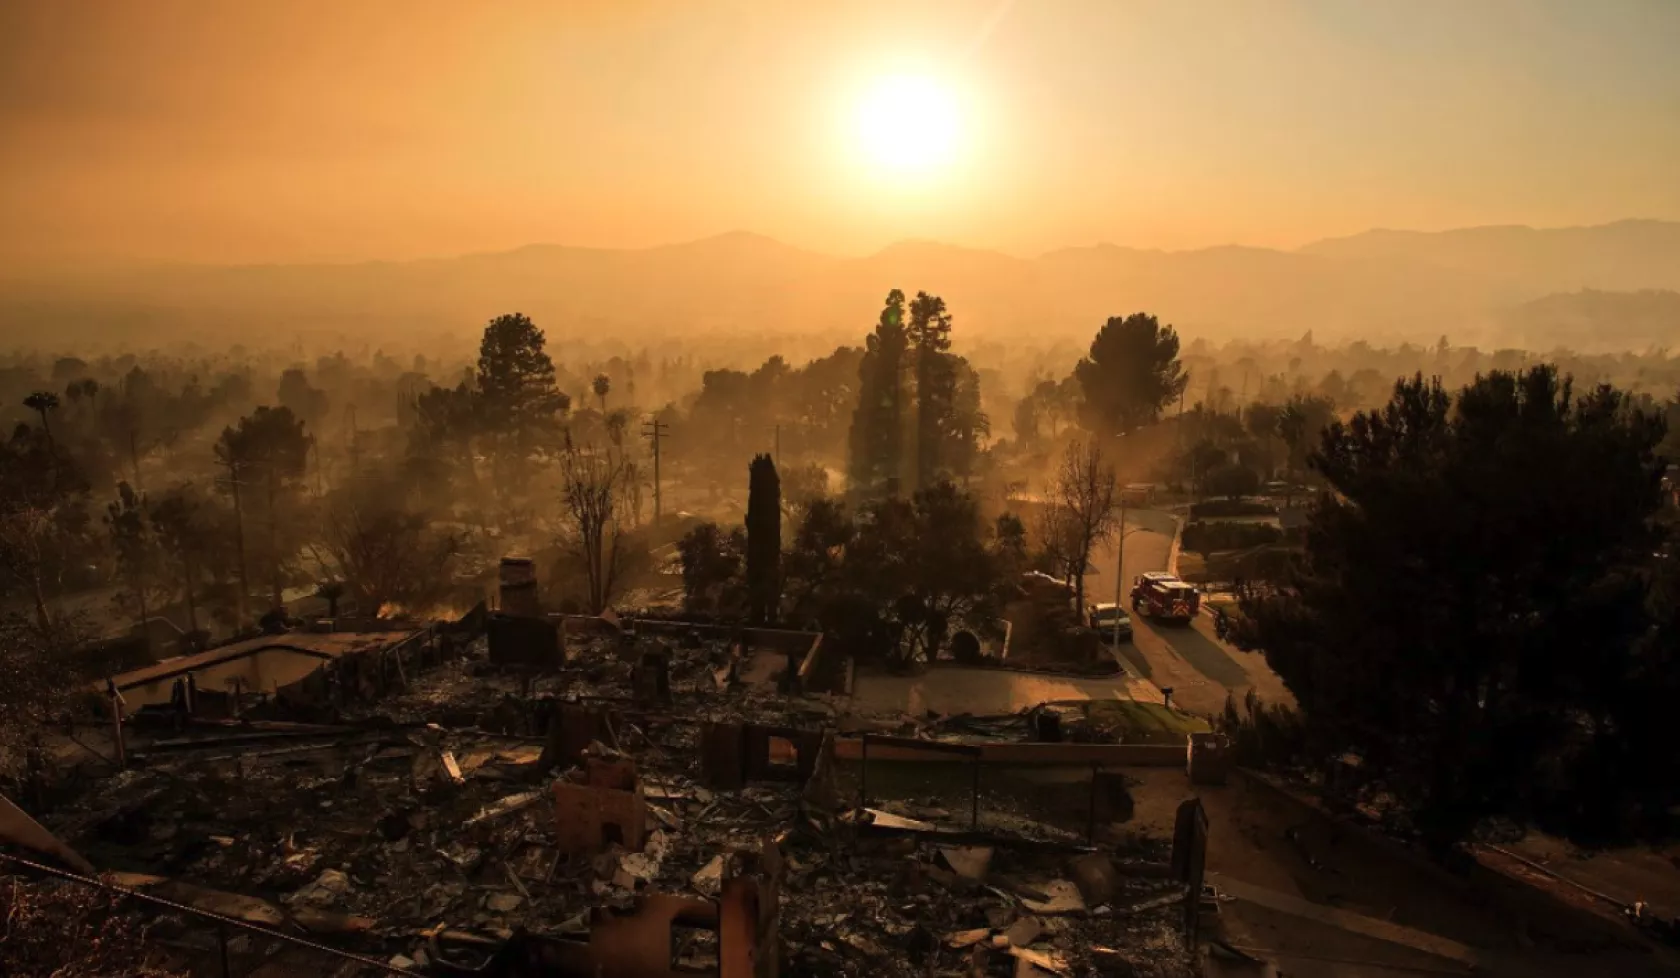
[677,522,745,615]
[847,290,907,499]
[477,313,567,433]
[908,291,954,491]
[1235,367,1670,849]
[215,406,311,612]
[409,381,480,491]
[475,313,570,498]
[1073,313,1189,436]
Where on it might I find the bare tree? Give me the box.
[558,441,633,614]
[624,459,645,527]
[318,475,459,616]
[0,507,61,637]
[1036,497,1082,589]
[1049,439,1119,618]
[0,432,86,640]
[780,461,830,528]
[0,614,94,784]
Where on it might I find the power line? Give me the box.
[0,851,425,977]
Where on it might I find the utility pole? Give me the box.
[642,417,668,524]
[773,424,781,466]
[1177,388,1187,449]
[1111,430,1131,646]
[1113,490,1128,646]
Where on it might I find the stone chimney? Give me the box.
[498,557,540,618]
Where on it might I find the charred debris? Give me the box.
[16,578,1217,978]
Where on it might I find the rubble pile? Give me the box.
[370,633,818,730]
[779,817,1192,977]
[33,625,1198,976]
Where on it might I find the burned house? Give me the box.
[18,605,1232,978]
[476,838,783,978]
[100,626,430,716]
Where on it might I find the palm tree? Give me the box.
[591,374,611,414]
[23,391,60,451]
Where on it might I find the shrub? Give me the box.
[1204,461,1261,499]
[1188,498,1278,518]
[1182,520,1282,554]
[1218,691,1309,769]
[0,876,184,977]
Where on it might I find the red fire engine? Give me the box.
[1130,574,1201,623]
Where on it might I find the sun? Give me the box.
[852,74,962,176]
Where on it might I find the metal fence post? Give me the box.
[1086,763,1100,842]
[858,734,869,812]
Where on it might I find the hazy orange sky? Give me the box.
[3,0,1678,267]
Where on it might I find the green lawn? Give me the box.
[1081,698,1211,744]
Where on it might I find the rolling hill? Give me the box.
[4,221,1678,352]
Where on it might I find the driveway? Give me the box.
[850,508,1294,721]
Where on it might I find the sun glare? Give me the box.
[852,74,962,177]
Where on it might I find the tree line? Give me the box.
[1231,366,1680,851]
[6,289,1677,858]
[676,292,1195,664]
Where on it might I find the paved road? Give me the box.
[1083,509,1296,718]
[850,507,1294,720]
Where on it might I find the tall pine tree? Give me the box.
[1235,367,1670,849]
[908,291,954,492]
[847,290,907,499]
[1073,313,1189,436]
[475,313,570,503]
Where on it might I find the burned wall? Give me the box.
[552,756,648,854]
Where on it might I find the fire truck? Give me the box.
[1130,574,1201,623]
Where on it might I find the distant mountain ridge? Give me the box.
[1299,219,1680,298]
[1499,288,1680,351]
[4,221,1679,351]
